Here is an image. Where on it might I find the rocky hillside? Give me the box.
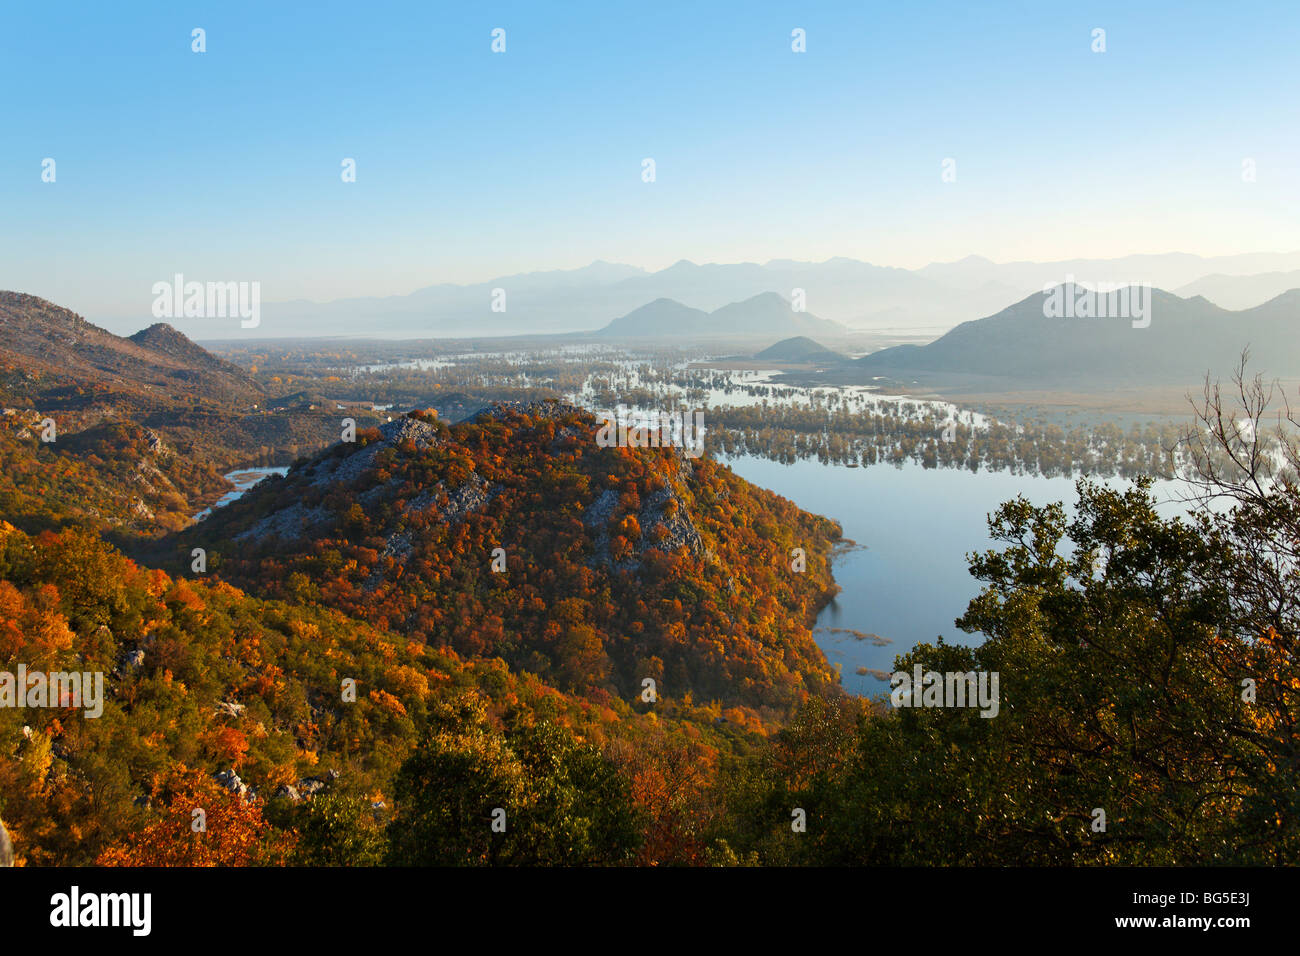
[128,321,261,391]
[0,419,226,534]
[0,294,390,528]
[181,401,844,715]
[0,292,262,406]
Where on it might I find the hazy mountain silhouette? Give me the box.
[598,293,844,339]
[756,336,846,364]
[854,286,1300,387]
[1175,270,1300,310]
[107,250,1300,341]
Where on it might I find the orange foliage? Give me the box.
[97,769,294,867]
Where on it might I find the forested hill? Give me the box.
[0,518,773,866]
[180,401,844,716]
[0,293,390,530]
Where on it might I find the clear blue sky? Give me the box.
[1,0,1296,326]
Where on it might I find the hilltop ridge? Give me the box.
[181,401,844,715]
[0,292,261,404]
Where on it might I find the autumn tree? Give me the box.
[97,768,294,866]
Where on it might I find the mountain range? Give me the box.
[80,251,1300,342]
[1173,270,1300,310]
[851,285,1300,388]
[598,293,844,339]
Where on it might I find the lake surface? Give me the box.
[192,467,290,522]
[722,455,1190,697]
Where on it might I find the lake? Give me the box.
[192,467,290,522]
[723,455,1190,697]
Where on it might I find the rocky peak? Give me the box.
[376,414,442,449]
[466,398,587,425]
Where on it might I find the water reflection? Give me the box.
[722,455,1190,697]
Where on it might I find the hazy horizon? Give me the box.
[67,247,1300,340]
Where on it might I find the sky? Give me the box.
[1,0,1297,327]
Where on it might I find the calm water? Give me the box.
[192,467,290,522]
[723,456,1190,697]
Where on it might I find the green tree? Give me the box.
[385,695,641,865]
[282,792,387,867]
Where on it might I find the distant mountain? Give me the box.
[918,251,1300,295]
[599,292,845,339]
[128,322,264,392]
[855,286,1300,387]
[600,259,957,331]
[756,336,846,364]
[0,292,261,405]
[206,259,917,340]
[1175,271,1300,311]
[708,293,845,337]
[597,298,708,336]
[173,258,992,339]
[0,293,385,503]
[91,250,1300,341]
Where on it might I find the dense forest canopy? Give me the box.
[179,402,843,718]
